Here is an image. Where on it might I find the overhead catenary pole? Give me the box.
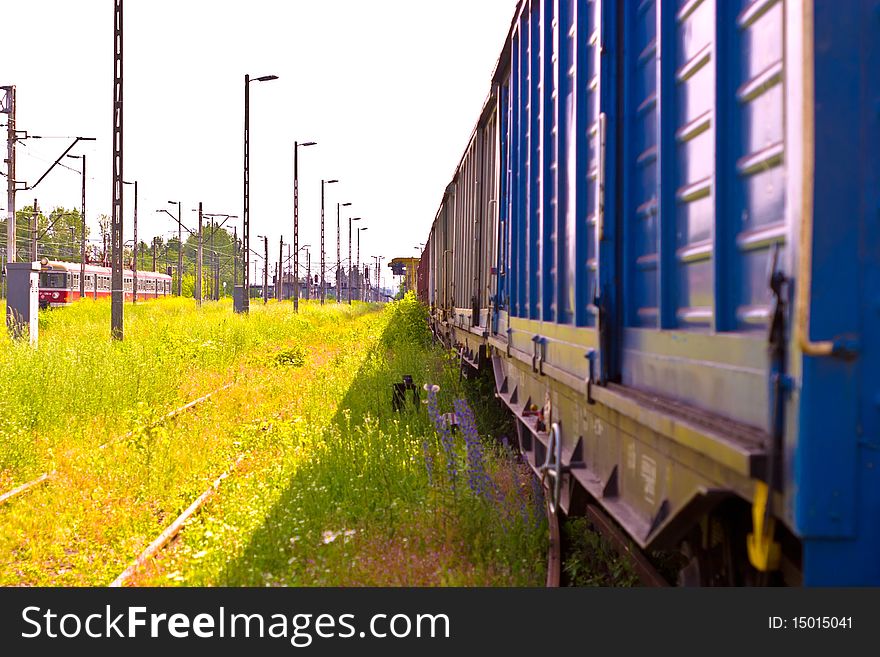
[133,181,137,302]
[293,143,299,309]
[348,217,352,304]
[336,204,341,303]
[214,226,220,301]
[242,74,250,313]
[306,249,311,300]
[263,235,268,303]
[110,0,124,339]
[152,237,157,272]
[376,255,384,302]
[3,85,16,266]
[196,201,203,305]
[30,199,38,261]
[233,226,238,300]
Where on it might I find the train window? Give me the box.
[39,272,68,288]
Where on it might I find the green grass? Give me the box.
[0,297,370,488]
[0,294,547,586]
[139,294,547,586]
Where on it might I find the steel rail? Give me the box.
[110,454,245,587]
[0,382,236,507]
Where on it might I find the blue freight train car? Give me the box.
[421,0,879,585]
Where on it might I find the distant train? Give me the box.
[38,260,172,308]
[420,0,879,586]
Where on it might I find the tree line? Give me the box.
[0,205,240,298]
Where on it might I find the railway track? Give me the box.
[110,454,245,587]
[547,501,669,588]
[0,381,235,507]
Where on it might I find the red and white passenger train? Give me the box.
[38,260,173,308]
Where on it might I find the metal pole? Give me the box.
[320,180,325,305]
[214,226,220,300]
[347,217,352,305]
[306,250,310,300]
[110,0,124,340]
[277,235,283,300]
[196,201,203,304]
[176,201,182,296]
[31,199,38,261]
[210,218,215,300]
[233,226,238,300]
[241,74,250,313]
[356,229,361,301]
[152,237,157,272]
[286,243,290,300]
[4,85,16,265]
[263,235,268,303]
[336,203,341,303]
[80,154,86,297]
[377,255,384,302]
[132,180,138,303]
[293,142,299,311]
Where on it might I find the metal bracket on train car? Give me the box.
[540,423,565,516]
[531,335,547,375]
[584,349,597,405]
[506,327,512,357]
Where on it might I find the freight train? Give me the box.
[419,0,879,585]
[38,260,172,308]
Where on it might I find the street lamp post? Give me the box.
[293,140,317,313]
[241,73,278,314]
[337,202,351,303]
[66,154,87,298]
[277,235,283,300]
[122,180,137,303]
[348,217,361,305]
[305,247,311,300]
[320,179,338,305]
[257,234,269,303]
[167,201,182,296]
[357,226,368,301]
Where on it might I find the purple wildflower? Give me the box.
[425,385,456,493]
[453,398,495,503]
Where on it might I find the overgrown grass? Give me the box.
[0,294,547,586]
[0,297,370,488]
[137,293,547,587]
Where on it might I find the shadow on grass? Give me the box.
[218,311,444,585]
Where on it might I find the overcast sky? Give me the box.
[3,0,515,285]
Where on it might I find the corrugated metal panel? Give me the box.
[623,0,784,333]
[624,0,660,328]
[495,82,510,331]
[504,0,600,327]
[729,0,785,331]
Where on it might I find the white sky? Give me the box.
[3,0,516,285]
